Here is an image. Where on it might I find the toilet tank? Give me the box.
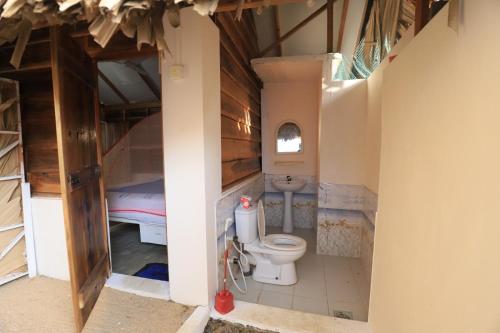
[235,205,258,244]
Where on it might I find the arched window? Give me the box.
[276,122,302,154]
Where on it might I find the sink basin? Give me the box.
[272,178,306,233]
[272,179,306,192]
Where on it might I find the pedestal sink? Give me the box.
[272,177,306,233]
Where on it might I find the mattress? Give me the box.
[107,179,166,225]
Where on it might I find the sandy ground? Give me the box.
[0,276,193,333]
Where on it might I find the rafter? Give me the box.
[327,0,334,53]
[98,69,130,104]
[414,0,430,35]
[103,101,161,112]
[272,7,282,56]
[260,3,327,57]
[336,0,349,52]
[216,0,307,12]
[138,72,161,101]
[121,61,161,101]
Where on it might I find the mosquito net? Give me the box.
[103,112,163,191]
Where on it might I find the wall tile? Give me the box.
[362,187,378,225]
[263,192,283,227]
[317,209,363,257]
[318,183,365,210]
[263,191,317,229]
[215,173,265,290]
[360,218,374,284]
[293,193,317,229]
[216,173,265,238]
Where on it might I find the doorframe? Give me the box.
[90,45,167,294]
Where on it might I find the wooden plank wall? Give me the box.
[0,29,61,195]
[214,11,263,189]
[2,16,263,193]
[20,74,61,194]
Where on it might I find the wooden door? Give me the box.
[50,26,109,332]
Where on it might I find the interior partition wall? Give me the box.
[162,9,221,306]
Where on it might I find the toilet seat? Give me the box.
[262,234,307,251]
[257,200,307,252]
[239,200,308,285]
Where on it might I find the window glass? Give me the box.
[277,122,302,153]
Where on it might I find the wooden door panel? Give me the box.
[50,26,109,332]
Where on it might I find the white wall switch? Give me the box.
[168,64,185,80]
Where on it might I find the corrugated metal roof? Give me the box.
[98,56,160,106]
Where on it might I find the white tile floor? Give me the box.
[230,227,370,321]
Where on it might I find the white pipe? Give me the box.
[223,217,248,294]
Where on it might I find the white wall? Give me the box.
[319,23,413,190]
[370,3,500,332]
[318,79,367,185]
[162,9,221,306]
[262,81,320,176]
[364,26,414,193]
[31,196,69,280]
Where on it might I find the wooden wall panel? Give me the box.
[214,11,263,189]
[3,17,263,192]
[20,76,61,194]
[0,29,60,195]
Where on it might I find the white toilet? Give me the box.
[235,200,307,285]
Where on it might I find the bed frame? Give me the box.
[109,217,167,246]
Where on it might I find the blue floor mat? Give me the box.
[134,263,169,281]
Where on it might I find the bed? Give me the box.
[107,179,167,245]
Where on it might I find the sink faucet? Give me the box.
[286,175,292,182]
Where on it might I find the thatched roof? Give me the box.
[0,0,219,67]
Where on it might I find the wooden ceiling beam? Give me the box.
[138,72,161,101]
[216,0,307,12]
[124,62,161,101]
[260,3,327,57]
[103,101,161,112]
[414,0,430,35]
[272,6,282,56]
[327,0,334,53]
[97,69,130,104]
[336,0,349,52]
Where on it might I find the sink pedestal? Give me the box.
[272,178,305,234]
[283,191,294,233]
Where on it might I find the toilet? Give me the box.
[235,200,307,285]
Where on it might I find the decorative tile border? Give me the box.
[316,182,377,260]
[363,187,378,226]
[318,182,378,226]
[263,192,317,229]
[360,218,375,284]
[262,192,283,227]
[317,208,364,257]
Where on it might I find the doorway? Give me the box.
[97,56,168,283]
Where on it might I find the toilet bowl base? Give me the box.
[252,261,297,286]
